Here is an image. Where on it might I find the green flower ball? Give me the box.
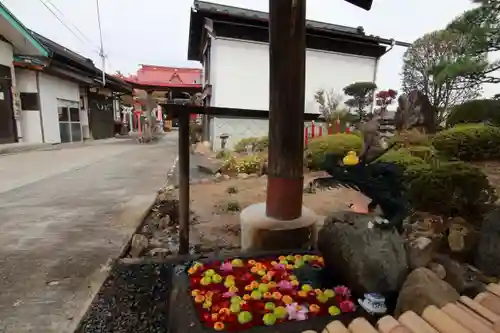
[238,311,253,324]
[263,313,277,326]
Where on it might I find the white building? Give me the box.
[187,1,402,149]
[0,3,131,145]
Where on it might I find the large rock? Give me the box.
[395,268,460,316]
[447,217,478,261]
[317,211,409,296]
[475,207,500,276]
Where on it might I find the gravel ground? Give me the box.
[75,263,173,333]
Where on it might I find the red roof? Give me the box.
[122,65,202,88]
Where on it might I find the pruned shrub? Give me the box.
[305,133,362,170]
[432,124,500,161]
[405,161,497,219]
[447,99,500,127]
[234,136,268,153]
[377,148,426,169]
[222,154,266,175]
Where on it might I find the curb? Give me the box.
[65,193,158,333]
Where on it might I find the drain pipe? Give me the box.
[372,39,397,112]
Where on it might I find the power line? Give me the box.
[44,0,95,47]
[36,0,88,45]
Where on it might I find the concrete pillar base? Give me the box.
[240,202,319,252]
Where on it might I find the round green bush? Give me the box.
[432,124,500,161]
[405,161,497,219]
[447,99,500,127]
[234,136,268,153]
[305,133,362,169]
[377,148,426,169]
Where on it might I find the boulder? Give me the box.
[475,207,500,276]
[406,236,435,269]
[447,217,478,260]
[395,268,460,317]
[317,211,408,296]
[130,234,148,257]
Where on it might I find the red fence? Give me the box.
[304,121,351,145]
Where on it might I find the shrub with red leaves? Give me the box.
[375,89,398,111]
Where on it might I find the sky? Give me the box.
[5,0,496,97]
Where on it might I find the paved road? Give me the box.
[0,134,178,333]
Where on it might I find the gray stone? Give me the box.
[427,262,446,279]
[130,234,149,257]
[196,156,223,175]
[214,173,223,182]
[406,236,435,269]
[395,268,459,316]
[317,211,408,295]
[237,173,249,179]
[475,207,500,276]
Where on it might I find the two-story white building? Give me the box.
[187,1,404,149]
[0,2,131,146]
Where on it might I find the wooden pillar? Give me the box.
[266,0,307,220]
[178,111,190,254]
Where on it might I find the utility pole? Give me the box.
[96,0,106,86]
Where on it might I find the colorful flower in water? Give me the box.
[339,300,356,313]
[220,261,233,273]
[334,285,351,298]
[274,263,286,270]
[277,280,293,291]
[222,291,236,298]
[286,303,309,321]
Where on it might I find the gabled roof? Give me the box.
[27,30,132,93]
[123,65,202,88]
[29,30,95,71]
[188,0,411,61]
[0,2,49,56]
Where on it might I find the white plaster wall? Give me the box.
[79,87,90,139]
[209,37,378,148]
[38,73,80,143]
[15,69,44,143]
[15,69,37,92]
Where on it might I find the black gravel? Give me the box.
[75,263,173,333]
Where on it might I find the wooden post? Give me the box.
[178,111,190,254]
[266,0,307,220]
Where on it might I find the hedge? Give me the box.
[234,136,268,153]
[447,99,500,127]
[405,161,497,219]
[432,124,500,161]
[305,133,362,170]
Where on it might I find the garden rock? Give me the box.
[447,217,478,259]
[130,234,148,257]
[406,236,435,269]
[475,207,500,276]
[427,262,446,279]
[237,173,249,179]
[317,211,408,296]
[395,267,460,316]
[197,156,223,175]
[433,254,467,292]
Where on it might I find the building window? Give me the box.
[20,92,39,110]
